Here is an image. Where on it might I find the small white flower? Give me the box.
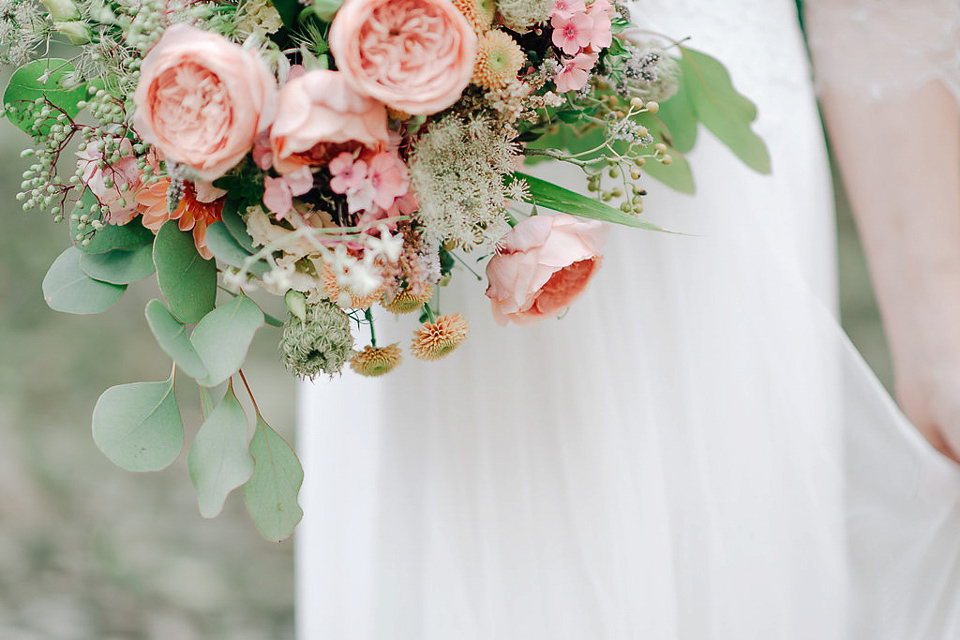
[364,227,403,263]
[344,262,382,296]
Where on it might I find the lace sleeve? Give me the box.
[805,0,960,103]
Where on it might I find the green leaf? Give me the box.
[679,46,771,174]
[79,244,155,284]
[70,190,154,253]
[190,295,264,388]
[188,383,255,518]
[512,173,674,232]
[269,0,301,28]
[633,115,696,194]
[243,414,303,542]
[3,59,86,136]
[654,76,698,154]
[144,299,209,379]
[153,220,217,324]
[637,149,695,194]
[221,201,258,254]
[205,221,269,277]
[42,247,126,314]
[92,376,183,472]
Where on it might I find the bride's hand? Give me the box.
[896,358,960,464]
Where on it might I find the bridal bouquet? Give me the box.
[2,0,766,539]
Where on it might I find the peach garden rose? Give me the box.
[269,69,389,175]
[133,24,278,181]
[485,213,607,326]
[329,0,478,115]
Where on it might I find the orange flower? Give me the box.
[135,179,224,259]
[410,312,469,360]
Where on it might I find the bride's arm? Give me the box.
[806,1,960,460]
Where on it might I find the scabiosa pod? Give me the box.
[280,300,355,377]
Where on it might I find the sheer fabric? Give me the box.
[806,0,960,103]
[296,1,960,638]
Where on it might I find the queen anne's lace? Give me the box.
[805,0,960,104]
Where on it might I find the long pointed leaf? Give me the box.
[513,173,674,232]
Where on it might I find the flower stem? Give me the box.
[364,308,377,347]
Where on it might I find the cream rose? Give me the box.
[485,214,607,326]
[329,0,477,115]
[133,24,278,181]
[269,70,389,175]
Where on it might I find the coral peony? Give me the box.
[485,213,607,326]
[133,24,278,181]
[270,70,389,175]
[329,0,477,115]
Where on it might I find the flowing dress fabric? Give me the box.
[297,1,960,638]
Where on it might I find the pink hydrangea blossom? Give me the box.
[586,0,613,50]
[329,153,368,194]
[262,167,314,219]
[550,0,586,19]
[366,152,409,210]
[263,176,294,218]
[554,52,598,93]
[551,11,593,56]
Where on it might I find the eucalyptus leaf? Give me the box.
[80,244,155,284]
[70,191,155,253]
[92,376,183,472]
[243,414,303,542]
[513,173,674,232]
[221,201,258,253]
[188,384,255,518]
[153,220,217,324]
[679,46,771,174]
[3,59,86,136]
[144,299,209,379]
[190,295,264,388]
[205,221,269,277]
[42,247,126,314]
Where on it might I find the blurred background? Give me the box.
[0,82,891,640]
[0,117,297,637]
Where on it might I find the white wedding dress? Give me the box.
[297,1,960,638]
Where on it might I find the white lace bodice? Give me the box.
[806,0,960,103]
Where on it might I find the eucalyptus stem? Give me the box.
[237,368,261,417]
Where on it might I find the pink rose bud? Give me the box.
[269,70,389,175]
[485,213,608,326]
